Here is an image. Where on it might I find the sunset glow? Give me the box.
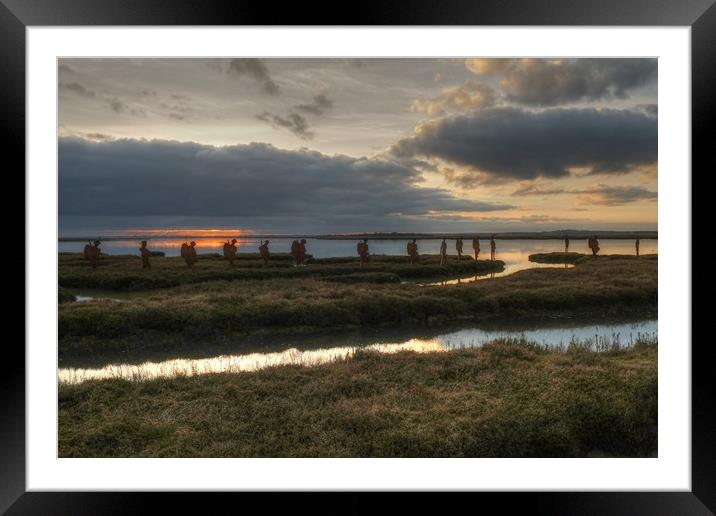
[119,228,256,238]
[59,58,657,234]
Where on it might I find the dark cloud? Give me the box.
[465,58,657,106]
[256,111,314,140]
[160,102,189,120]
[636,103,658,117]
[512,183,656,206]
[60,82,95,98]
[574,184,657,206]
[227,58,279,95]
[58,137,512,221]
[108,98,126,113]
[392,107,657,184]
[58,64,75,74]
[512,185,567,196]
[295,94,334,116]
[107,98,146,117]
[84,132,114,141]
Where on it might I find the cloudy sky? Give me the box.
[58,58,657,235]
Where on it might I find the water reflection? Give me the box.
[59,319,656,385]
[420,263,576,286]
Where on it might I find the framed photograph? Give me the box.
[7,0,711,513]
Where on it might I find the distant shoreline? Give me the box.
[59,230,658,242]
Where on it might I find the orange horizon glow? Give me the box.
[119,228,256,238]
[136,238,256,250]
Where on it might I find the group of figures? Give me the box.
[220,238,271,266]
[81,236,500,270]
[435,235,497,265]
[81,235,644,269]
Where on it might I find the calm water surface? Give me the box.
[59,318,657,384]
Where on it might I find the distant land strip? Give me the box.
[59,230,658,242]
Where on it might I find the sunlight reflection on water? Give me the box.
[59,320,657,385]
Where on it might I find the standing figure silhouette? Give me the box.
[139,240,152,269]
[357,239,369,268]
[259,240,271,265]
[298,239,307,266]
[84,240,101,269]
[588,236,600,256]
[440,238,448,265]
[456,237,463,261]
[407,238,418,264]
[472,237,480,260]
[290,239,300,266]
[490,234,496,261]
[223,238,238,265]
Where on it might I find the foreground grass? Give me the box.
[59,255,658,355]
[59,252,503,291]
[58,340,657,457]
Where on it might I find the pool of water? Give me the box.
[417,263,576,285]
[66,288,152,302]
[58,318,657,384]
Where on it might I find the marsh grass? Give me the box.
[529,252,656,265]
[58,287,76,304]
[529,252,586,264]
[58,255,657,355]
[59,252,502,291]
[58,339,657,457]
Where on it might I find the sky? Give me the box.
[58,58,657,235]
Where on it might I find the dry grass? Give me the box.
[58,339,658,458]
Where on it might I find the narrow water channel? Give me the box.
[59,318,657,384]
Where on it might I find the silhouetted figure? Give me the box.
[139,240,152,269]
[407,238,419,265]
[223,238,238,265]
[440,238,448,265]
[635,238,640,256]
[588,235,600,256]
[290,239,300,266]
[357,239,370,268]
[84,240,101,269]
[472,237,480,260]
[490,234,496,261]
[565,236,570,253]
[456,237,464,261]
[259,240,270,265]
[181,241,198,268]
[298,239,307,266]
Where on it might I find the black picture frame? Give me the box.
[5,1,711,513]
